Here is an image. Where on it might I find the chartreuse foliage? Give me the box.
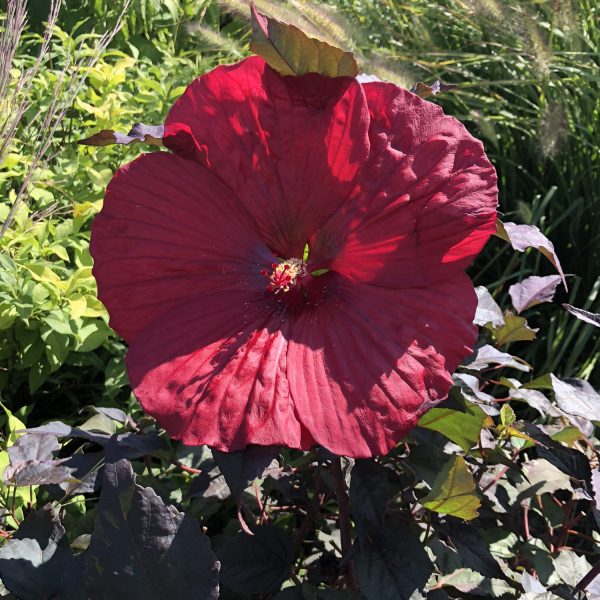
[0,1,599,599]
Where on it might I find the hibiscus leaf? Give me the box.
[77,123,164,147]
[410,80,457,98]
[249,4,358,78]
[592,470,600,511]
[421,455,480,520]
[84,459,220,599]
[217,525,293,594]
[511,421,592,487]
[349,459,390,532]
[24,422,167,461]
[522,373,554,390]
[354,519,432,600]
[465,344,531,372]
[553,551,591,588]
[0,507,84,600]
[550,375,600,421]
[474,286,505,327]
[3,433,74,486]
[437,518,507,580]
[495,220,567,288]
[509,275,563,313]
[488,313,538,345]
[212,445,279,501]
[562,304,600,328]
[418,401,489,453]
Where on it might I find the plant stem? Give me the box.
[331,457,351,556]
[331,456,357,591]
[577,558,600,592]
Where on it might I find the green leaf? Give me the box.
[421,455,480,520]
[28,360,51,394]
[44,331,71,372]
[418,402,489,453]
[522,373,554,390]
[0,402,26,447]
[488,312,538,345]
[249,4,358,78]
[0,303,18,330]
[500,403,516,427]
[74,320,111,352]
[44,310,73,336]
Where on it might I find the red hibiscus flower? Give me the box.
[90,56,497,458]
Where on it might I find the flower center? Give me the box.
[261,258,307,293]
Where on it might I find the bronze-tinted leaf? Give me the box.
[421,455,480,520]
[509,275,562,313]
[495,220,566,288]
[410,80,457,98]
[249,4,358,77]
[488,313,538,345]
[78,123,164,147]
[84,459,220,599]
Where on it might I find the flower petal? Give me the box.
[310,82,498,287]
[124,270,476,456]
[287,273,478,457]
[163,56,370,259]
[90,151,272,342]
[125,290,314,451]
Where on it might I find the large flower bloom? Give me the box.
[90,56,497,457]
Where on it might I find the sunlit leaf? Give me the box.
[474,286,504,327]
[511,421,592,487]
[553,551,591,588]
[500,403,516,427]
[78,123,164,147]
[550,375,600,421]
[465,344,531,372]
[421,455,480,520]
[562,304,600,328]
[249,4,358,77]
[410,80,457,98]
[509,275,562,313]
[488,313,538,345]
[496,220,566,288]
[518,459,573,496]
[418,402,489,453]
[4,433,73,486]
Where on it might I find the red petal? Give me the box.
[90,151,271,342]
[163,56,370,259]
[126,290,315,450]
[287,274,478,457]
[124,272,476,456]
[310,82,498,287]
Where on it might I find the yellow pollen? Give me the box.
[263,258,307,293]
